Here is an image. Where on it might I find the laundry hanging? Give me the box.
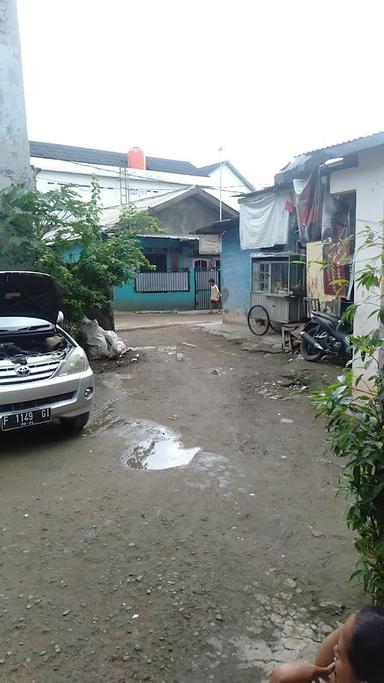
[239,190,292,250]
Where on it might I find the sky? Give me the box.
[17,0,384,188]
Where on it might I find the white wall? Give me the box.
[33,164,187,207]
[31,157,252,209]
[208,164,251,207]
[330,145,384,388]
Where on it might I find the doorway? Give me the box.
[194,268,220,310]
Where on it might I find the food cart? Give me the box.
[248,252,306,335]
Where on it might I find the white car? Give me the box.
[0,271,94,433]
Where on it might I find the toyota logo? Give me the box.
[16,366,31,376]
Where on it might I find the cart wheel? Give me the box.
[247,305,270,336]
[269,320,280,333]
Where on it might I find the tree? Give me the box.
[0,181,162,327]
[314,226,384,603]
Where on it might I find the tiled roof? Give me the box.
[145,156,206,176]
[30,141,126,167]
[29,141,207,176]
[199,162,220,174]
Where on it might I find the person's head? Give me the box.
[335,605,384,682]
[209,278,215,285]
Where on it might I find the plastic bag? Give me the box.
[79,318,128,359]
[79,318,109,359]
[103,330,128,358]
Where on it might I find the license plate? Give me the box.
[1,408,51,431]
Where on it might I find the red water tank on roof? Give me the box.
[127,147,145,170]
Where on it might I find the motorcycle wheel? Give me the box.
[300,326,325,362]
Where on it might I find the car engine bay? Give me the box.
[0,332,72,364]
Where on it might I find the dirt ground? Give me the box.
[0,323,361,682]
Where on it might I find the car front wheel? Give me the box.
[59,412,90,432]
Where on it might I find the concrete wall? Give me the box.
[155,197,222,236]
[113,279,195,312]
[32,158,252,210]
[0,0,31,189]
[221,225,253,323]
[330,145,384,387]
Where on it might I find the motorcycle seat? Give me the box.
[312,311,340,323]
[312,311,351,339]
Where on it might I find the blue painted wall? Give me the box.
[221,225,253,322]
[113,237,196,311]
[221,218,299,322]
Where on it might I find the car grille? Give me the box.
[0,392,76,414]
[0,356,62,385]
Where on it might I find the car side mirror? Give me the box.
[57,311,64,324]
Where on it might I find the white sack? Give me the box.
[80,318,109,359]
[79,319,128,359]
[103,330,128,359]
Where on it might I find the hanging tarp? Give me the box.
[321,190,337,240]
[293,168,324,243]
[323,200,352,298]
[239,190,292,250]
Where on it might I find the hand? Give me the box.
[270,659,335,683]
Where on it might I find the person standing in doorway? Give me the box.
[209,278,221,313]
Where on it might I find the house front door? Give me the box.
[194,268,220,310]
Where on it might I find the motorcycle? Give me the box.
[299,311,352,363]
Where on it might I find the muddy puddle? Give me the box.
[88,408,201,471]
[116,420,200,471]
[124,438,199,470]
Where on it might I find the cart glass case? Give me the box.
[251,255,305,324]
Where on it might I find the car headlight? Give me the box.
[56,346,89,376]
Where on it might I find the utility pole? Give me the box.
[0,0,31,190]
[218,145,223,221]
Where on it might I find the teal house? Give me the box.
[113,235,199,311]
[102,186,238,312]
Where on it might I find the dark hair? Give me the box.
[209,278,215,284]
[348,605,384,683]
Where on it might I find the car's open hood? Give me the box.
[0,271,64,325]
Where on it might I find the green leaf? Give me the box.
[0,182,164,328]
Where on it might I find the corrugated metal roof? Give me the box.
[193,218,239,235]
[298,131,384,157]
[275,131,384,185]
[238,185,275,201]
[131,187,195,210]
[29,141,207,176]
[250,251,303,259]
